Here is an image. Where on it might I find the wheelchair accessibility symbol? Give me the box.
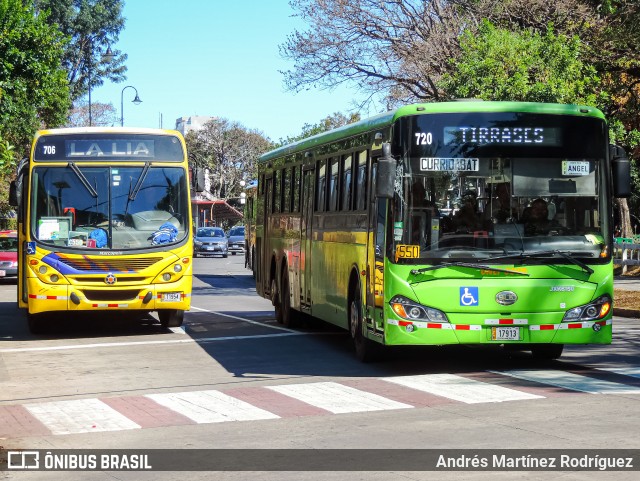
[460,287,479,306]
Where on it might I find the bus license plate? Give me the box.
[0,270,5,277]
[162,292,182,302]
[491,326,521,341]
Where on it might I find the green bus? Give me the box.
[253,101,631,361]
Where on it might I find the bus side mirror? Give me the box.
[376,143,396,199]
[8,181,18,207]
[610,144,631,198]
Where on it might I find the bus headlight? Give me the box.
[562,295,612,322]
[389,295,449,322]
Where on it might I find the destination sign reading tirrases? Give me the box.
[444,126,561,146]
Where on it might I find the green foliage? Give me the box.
[0,0,70,218]
[185,118,272,200]
[34,0,127,102]
[0,0,70,153]
[440,21,600,105]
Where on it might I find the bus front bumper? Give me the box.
[384,317,612,345]
[25,278,191,314]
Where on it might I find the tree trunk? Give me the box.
[619,197,632,238]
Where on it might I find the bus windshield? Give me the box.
[31,165,189,250]
[392,112,608,263]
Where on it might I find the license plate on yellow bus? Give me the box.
[162,292,182,302]
[491,326,521,341]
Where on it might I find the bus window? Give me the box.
[292,165,300,213]
[355,151,368,211]
[342,154,353,211]
[283,167,291,213]
[329,158,339,212]
[274,170,281,213]
[316,161,327,212]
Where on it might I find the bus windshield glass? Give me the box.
[392,112,608,264]
[30,165,189,250]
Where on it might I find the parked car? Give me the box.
[193,227,228,258]
[0,230,18,280]
[227,225,245,255]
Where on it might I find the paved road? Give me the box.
[0,258,639,480]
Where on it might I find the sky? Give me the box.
[91,1,372,142]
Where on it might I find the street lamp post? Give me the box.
[87,45,113,127]
[120,85,142,126]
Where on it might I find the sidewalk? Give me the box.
[614,275,640,318]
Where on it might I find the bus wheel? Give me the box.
[531,344,564,360]
[159,309,184,328]
[272,278,283,323]
[27,312,46,334]
[349,288,379,362]
[280,271,297,328]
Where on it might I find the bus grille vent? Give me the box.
[81,289,141,301]
[60,257,163,272]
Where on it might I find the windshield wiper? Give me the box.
[129,162,151,201]
[411,262,529,276]
[68,162,98,198]
[486,250,594,275]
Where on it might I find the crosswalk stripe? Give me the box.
[145,390,280,423]
[266,382,413,413]
[493,369,640,394]
[24,398,141,435]
[382,374,544,404]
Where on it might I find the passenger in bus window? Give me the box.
[523,198,562,235]
[453,190,481,232]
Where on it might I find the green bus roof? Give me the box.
[259,101,605,163]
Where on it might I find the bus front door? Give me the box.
[365,160,386,337]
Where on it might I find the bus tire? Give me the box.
[349,286,379,362]
[280,270,297,328]
[272,277,283,323]
[27,312,46,334]
[531,344,563,360]
[159,309,184,328]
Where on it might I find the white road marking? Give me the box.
[24,398,141,435]
[189,306,299,332]
[267,382,413,414]
[146,390,279,423]
[383,373,544,404]
[493,369,640,394]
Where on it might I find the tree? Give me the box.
[67,99,118,127]
[281,0,595,107]
[439,21,600,105]
[0,0,70,217]
[185,119,272,200]
[34,0,127,102]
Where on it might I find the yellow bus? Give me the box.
[9,128,193,333]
